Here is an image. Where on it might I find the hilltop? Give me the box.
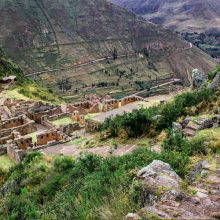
[0,0,216,101]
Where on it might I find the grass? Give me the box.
[0,89,30,100]
[85,113,100,120]
[195,127,220,141]
[65,137,87,146]
[23,132,37,143]
[52,117,73,126]
[0,155,15,171]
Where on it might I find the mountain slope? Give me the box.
[110,0,220,59]
[110,0,220,32]
[0,0,216,101]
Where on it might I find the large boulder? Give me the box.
[191,69,208,89]
[137,160,181,191]
[209,72,220,91]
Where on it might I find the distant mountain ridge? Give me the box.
[0,0,216,101]
[110,0,220,59]
[110,0,220,32]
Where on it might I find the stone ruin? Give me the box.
[0,98,85,163]
[0,94,145,162]
[67,94,144,115]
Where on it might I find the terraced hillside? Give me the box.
[0,0,216,101]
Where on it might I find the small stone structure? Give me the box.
[121,96,144,106]
[7,143,26,163]
[36,129,69,146]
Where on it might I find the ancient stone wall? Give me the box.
[85,120,100,132]
[103,99,119,111]
[121,96,143,106]
[72,111,85,125]
[0,134,13,145]
[60,123,81,135]
[30,106,62,123]
[7,144,26,163]
[14,137,33,150]
[0,116,24,130]
[37,129,65,145]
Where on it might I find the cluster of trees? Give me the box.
[57,78,72,92]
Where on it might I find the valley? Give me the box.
[110,0,220,59]
[0,0,220,219]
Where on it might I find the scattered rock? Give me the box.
[212,115,220,128]
[150,145,161,153]
[172,122,182,134]
[134,158,220,220]
[198,118,213,130]
[201,160,211,170]
[141,206,171,219]
[188,160,211,182]
[125,213,142,220]
[196,191,208,198]
[191,69,208,89]
[181,117,192,128]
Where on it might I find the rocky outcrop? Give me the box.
[209,72,220,91]
[182,117,215,137]
[137,160,182,190]
[128,158,220,219]
[191,69,208,90]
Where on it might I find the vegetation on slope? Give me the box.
[100,88,215,138]
[0,88,219,219]
[0,48,62,104]
[0,141,205,220]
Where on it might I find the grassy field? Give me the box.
[52,117,74,126]
[0,155,15,171]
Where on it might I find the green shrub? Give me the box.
[100,88,214,138]
[54,156,75,172]
[162,132,207,157]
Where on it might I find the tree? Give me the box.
[112,48,118,60]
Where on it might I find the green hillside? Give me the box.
[0,48,62,104]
